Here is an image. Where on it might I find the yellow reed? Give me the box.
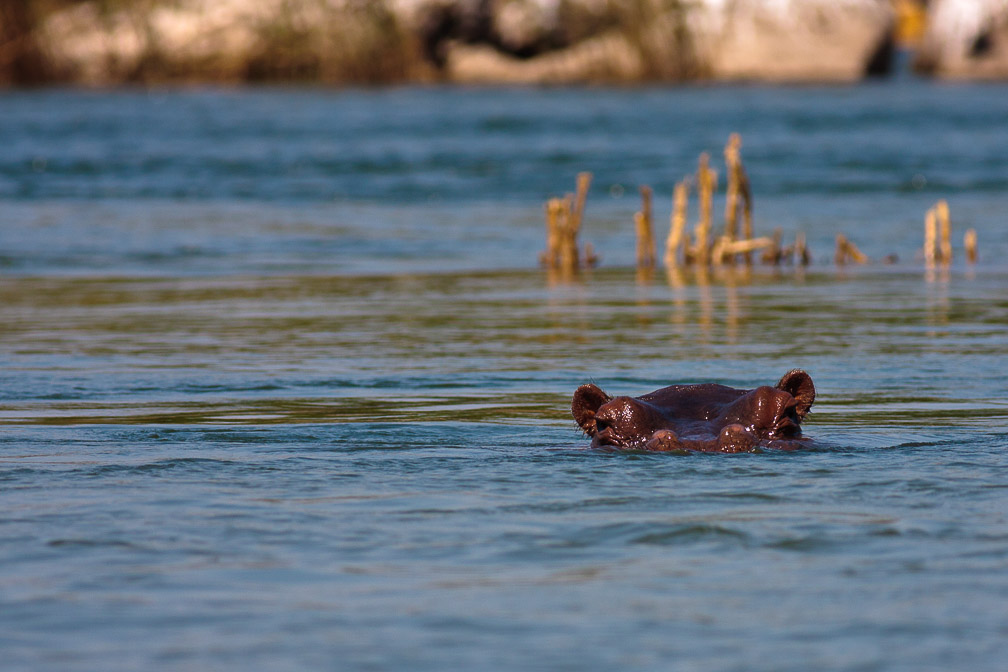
[635,185,656,268]
[924,206,937,266]
[693,153,717,264]
[569,171,593,236]
[936,199,952,263]
[541,198,561,267]
[556,195,578,272]
[835,234,868,265]
[964,229,977,264]
[665,179,689,267]
[541,172,594,273]
[762,227,783,265]
[724,134,741,243]
[795,232,810,266]
[722,133,755,264]
[713,236,773,264]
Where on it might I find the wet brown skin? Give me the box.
[572,369,815,453]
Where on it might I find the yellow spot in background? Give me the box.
[893,0,927,46]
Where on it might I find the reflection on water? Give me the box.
[2,267,1005,438]
[925,271,951,334]
[641,264,754,344]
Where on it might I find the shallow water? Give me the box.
[1,83,1008,671]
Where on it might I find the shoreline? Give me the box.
[0,0,901,88]
[3,1,1006,88]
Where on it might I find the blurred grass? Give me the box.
[4,0,706,86]
[2,0,425,85]
[243,1,422,84]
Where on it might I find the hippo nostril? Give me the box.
[773,419,801,439]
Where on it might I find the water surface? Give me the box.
[1,84,1007,671]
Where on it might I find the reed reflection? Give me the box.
[664,263,750,345]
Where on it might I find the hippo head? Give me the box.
[572,370,815,452]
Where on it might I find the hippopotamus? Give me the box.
[572,369,815,452]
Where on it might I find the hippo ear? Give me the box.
[776,369,815,421]
[572,383,611,435]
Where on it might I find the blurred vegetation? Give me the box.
[1,0,897,86]
[418,0,705,82]
[0,0,425,85]
[243,1,421,84]
[611,0,705,79]
[0,0,49,84]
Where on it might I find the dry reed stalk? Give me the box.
[964,228,977,264]
[541,173,594,273]
[713,236,774,264]
[570,171,593,235]
[924,206,937,266]
[740,179,753,263]
[761,227,783,265]
[728,237,774,255]
[710,235,728,265]
[639,184,652,222]
[795,232,810,266]
[722,133,755,265]
[557,196,579,272]
[540,198,563,267]
[936,199,952,263]
[724,134,741,243]
[665,179,689,268]
[635,185,656,268]
[693,152,717,264]
[835,234,868,265]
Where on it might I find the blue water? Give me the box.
[1,83,1007,671]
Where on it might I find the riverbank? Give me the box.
[2,0,1006,87]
